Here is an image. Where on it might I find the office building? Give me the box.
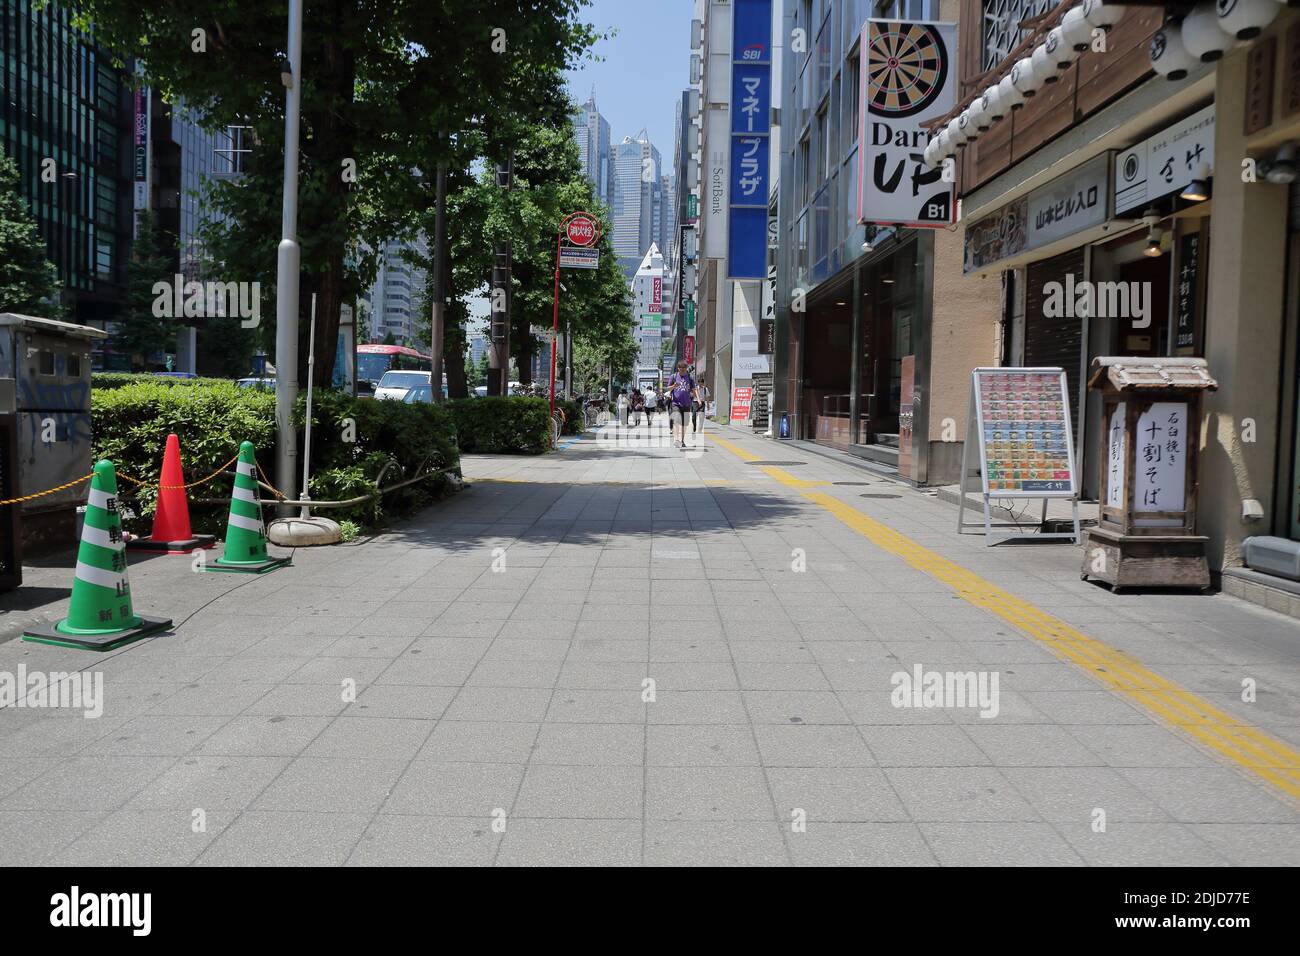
[0,0,132,329]
[572,92,614,207]
[361,237,428,346]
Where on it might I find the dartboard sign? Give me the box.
[865,22,949,119]
[858,19,957,229]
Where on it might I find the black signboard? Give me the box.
[1175,232,1201,354]
[1,415,21,591]
[758,318,775,355]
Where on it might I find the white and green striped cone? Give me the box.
[23,460,172,651]
[208,441,290,574]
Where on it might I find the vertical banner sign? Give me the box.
[133,87,148,214]
[728,0,773,279]
[684,335,696,364]
[650,276,663,313]
[1174,232,1200,353]
[858,20,957,227]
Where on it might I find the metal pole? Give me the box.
[300,294,316,518]
[550,231,561,423]
[430,150,447,403]
[274,0,303,515]
[564,318,572,400]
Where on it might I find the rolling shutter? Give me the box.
[1024,247,1087,445]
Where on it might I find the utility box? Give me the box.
[1081,356,1218,592]
[1,404,20,591]
[0,313,105,560]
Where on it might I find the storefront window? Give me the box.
[856,240,918,445]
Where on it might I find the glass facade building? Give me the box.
[0,0,132,323]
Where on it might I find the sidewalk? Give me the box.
[0,419,1296,866]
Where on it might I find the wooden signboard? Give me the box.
[957,367,1080,545]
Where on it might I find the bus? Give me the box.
[356,344,433,385]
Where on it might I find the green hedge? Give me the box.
[446,396,551,454]
[91,380,459,534]
[92,372,235,390]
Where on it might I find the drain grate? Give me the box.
[833,481,873,486]
[746,460,807,466]
[860,492,901,499]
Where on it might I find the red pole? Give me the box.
[550,230,561,430]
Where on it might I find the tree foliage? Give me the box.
[73,0,601,386]
[0,148,62,316]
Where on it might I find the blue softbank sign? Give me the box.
[728,0,771,281]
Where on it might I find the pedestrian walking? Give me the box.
[630,389,645,427]
[644,385,658,426]
[616,390,628,427]
[665,361,697,450]
[692,379,711,434]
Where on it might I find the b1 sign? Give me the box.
[858,20,957,228]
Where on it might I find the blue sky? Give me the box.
[565,0,696,159]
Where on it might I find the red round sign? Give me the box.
[565,214,598,247]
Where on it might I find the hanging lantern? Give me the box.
[947,116,968,148]
[923,138,942,169]
[969,94,989,132]
[1031,42,1060,84]
[998,74,1026,111]
[1082,0,1125,31]
[958,108,978,143]
[983,85,1005,122]
[1062,7,1094,51]
[1150,25,1198,80]
[1047,27,1080,70]
[1011,55,1041,98]
[1181,4,1237,61]
[1216,0,1278,39]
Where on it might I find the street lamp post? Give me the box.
[274,0,303,515]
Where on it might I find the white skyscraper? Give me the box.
[612,132,664,279]
[361,237,428,345]
[572,92,614,206]
[631,243,666,371]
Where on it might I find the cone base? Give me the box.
[22,615,173,652]
[126,534,217,554]
[206,554,292,574]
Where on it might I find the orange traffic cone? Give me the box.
[125,433,216,554]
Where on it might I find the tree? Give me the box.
[0,148,62,316]
[115,210,179,366]
[444,108,634,395]
[74,0,600,389]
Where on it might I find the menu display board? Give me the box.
[974,368,1076,497]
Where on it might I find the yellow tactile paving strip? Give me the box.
[708,433,1300,802]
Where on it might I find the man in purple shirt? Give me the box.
[665,360,697,450]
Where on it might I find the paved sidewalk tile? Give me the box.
[2,424,1298,866]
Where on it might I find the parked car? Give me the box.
[374,370,431,401]
[153,371,197,379]
[236,377,275,390]
[473,385,488,397]
[402,384,434,404]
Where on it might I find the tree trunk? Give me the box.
[515,322,534,386]
[298,29,354,389]
[443,240,468,399]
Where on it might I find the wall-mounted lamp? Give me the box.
[1180,162,1211,201]
[1262,142,1297,185]
[1144,225,1164,258]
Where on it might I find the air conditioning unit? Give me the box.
[1241,536,1300,581]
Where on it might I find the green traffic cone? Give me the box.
[207,441,290,574]
[23,460,172,651]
